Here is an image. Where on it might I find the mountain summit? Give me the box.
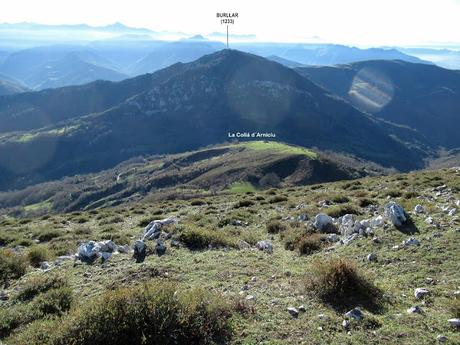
[0,50,423,190]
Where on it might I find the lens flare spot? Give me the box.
[348,67,394,113]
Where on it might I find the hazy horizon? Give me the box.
[2,0,460,47]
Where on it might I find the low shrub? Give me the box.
[326,205,361,218]
[358,198,376,208]
[33,286,73,315]
[27,245,51,267]
[269,195,288,203]
[12,282,234,345]
[297,234,323,256]
[305,258,383,312]
[331,195,350,204]
[15,274,68,301]
[178,227,234,249]
[35,229,61,242]
[266,220,286,234]
[190,199,206,206]
[0,249,27,283]
[281,230,323,255]
[233,200,255,208]
[0,286,72,338]
[383,189,402,198]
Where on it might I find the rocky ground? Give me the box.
[1,167,459,344]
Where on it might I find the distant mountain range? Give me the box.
[0,50,443,191]
[0,74,29,95]
[1,22,448,92]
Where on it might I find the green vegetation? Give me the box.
[1,167,460,344]
[11,283,233,345]
[240,141,318,159]
[228,182,257,194]
[0,250,27,284]
[27,246,51,267]
[305,258,383,312]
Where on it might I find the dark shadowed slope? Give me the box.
[0,50,425,191]
[296,60,460,148]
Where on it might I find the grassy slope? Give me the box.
[0,141,375,215]
[1,167,459,344]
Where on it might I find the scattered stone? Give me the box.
[326,233,339,242]
[372,236,381,244]
[0,290,9,301]
[342,233,358,246]
[436,335,448,343]
[342,319,350,328]
[155,241,166,256]
[344,308,364,321]
[171,240,181,247]
[425,216,434,224]
[250,276,257,282]
[241,284,250,291]
[287,307,299,318]
[98,240,117,253]
[313,214,334,233]
[414,205,425,214]
[317,200,331,208]
[117,244,130,254]
[436,334,447,343]
[384,202,407,227]
[297,214,308,221]
[54,255,74,266]
[407,306,423,314]
[77,241,101,263]
[448,318,460,328]
[133,240,146,263]
[40,261,51,270]
[298,305,306,312]
[448,208,457,216]
[237,240,251,250]
[367,253,377,262]
[246,295,255,301]
[402,238,420,247]
[143,217,177,240]
[255,241,273,254]
[414,288,430,299]
[370,215,384,227]
[365,227,374,237]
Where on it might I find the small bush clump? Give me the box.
[269,195,288,203]
[266,220,286,234]
[0,249,27,283]
[12,283,234,345]
[15,274,68,301]
[178,227,234,249]
[331,195,350,204]
[358,198,376,208]
[281,230,323,255]
[234,200,255,208]
[305,258,383,312]
[190,199,206,206]
[35,229,61,242]
[27,245,51,267]
[297,234,324,256]
[326,205,361,218]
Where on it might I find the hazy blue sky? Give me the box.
[1,0,460,45]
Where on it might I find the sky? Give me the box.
[1,0,460,46]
